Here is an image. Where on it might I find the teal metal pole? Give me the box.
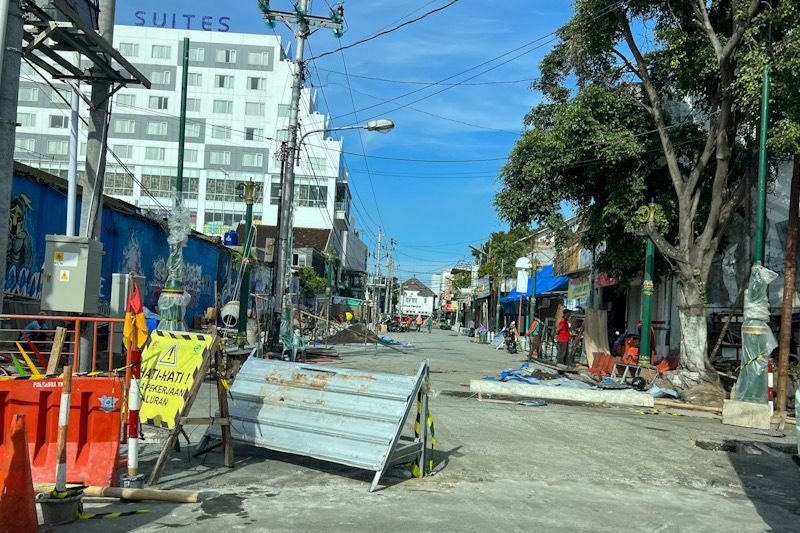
[639,202,656,364]
[237,182,256,346]
[754,62,770,265]
[529,262,537,327]
[175,37,189,201]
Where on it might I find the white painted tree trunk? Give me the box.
[677,278,708,372]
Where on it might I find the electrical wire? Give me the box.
[309,0,462,61]
[314,67,536,86]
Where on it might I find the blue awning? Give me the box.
[499,265,569,303]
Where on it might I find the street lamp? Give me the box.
[271,119,396,346]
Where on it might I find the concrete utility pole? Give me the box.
[0,0,23,316]
[374,228,383,326]
[79,0,116,239]
[66,53,80,236]
[263,0,344,342]
[384,238,396,315]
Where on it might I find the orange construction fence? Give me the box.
[0,376,127,487]
[0,313,126,375]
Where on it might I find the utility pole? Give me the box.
[753,25,771,266]
[375,229,383,325]
[776,160,800,414]
[261,0,344,343]
[495,258,504,332]
[237,180,259,346]
[66,54,80,236]
[79,0,116,239]
[639,201,656,365]
[0,0,23,317]
[384,238,396,315]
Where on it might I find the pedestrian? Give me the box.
[525,313,542,361]
[20,312,49,344]
[415,315,423,332]
[426,316,432,333]
[556,311,571,365]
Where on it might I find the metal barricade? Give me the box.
[0,314,126,374]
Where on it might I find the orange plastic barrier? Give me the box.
[0,414,38,533]
[0,377,126,487]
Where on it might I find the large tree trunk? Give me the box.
[677,275,708,372]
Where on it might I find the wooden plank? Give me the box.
[216,347,234,468]
[654,399,722,413]
[179,417,230,426]
[47,327,67,375]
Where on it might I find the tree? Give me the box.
[299,267,326,298]
[477,228,534,285]
[451,272,472,292]
[496,0,768,371]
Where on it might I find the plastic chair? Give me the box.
[280,330,307,362]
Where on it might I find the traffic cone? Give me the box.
[0,414,39,533]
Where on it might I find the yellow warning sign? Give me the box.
[54,251,64,262]
[59,270,70,282]
[139,331,215,429]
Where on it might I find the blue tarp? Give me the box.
[499,265,569,303]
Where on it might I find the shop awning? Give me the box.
[499,265,569,303]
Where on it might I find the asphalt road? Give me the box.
[62,329,800,532]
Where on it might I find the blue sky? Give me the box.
[116,1,575,284]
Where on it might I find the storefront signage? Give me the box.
[567,275,591,300]
[134,11,231,32]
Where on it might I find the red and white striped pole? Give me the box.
[128,335,142,478]
[768,358,775,415]
[55,365,73,493]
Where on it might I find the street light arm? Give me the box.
[297,119,395,146]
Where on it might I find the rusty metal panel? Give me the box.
[211,358,428,484]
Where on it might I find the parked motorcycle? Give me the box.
[503,329,517,354]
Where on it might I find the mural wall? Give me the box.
[5,169,232,320]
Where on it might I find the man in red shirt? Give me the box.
[556,311,571,365]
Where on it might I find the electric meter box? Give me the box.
[40,235,103,314]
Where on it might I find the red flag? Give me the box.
[123,282,148,350]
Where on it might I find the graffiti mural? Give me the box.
[5,191,42,299]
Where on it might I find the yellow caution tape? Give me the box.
[79,510,150,520]
[15,342,42,378]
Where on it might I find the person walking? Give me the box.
[556,311,571,365]
[426,316,432,333]
[415,315,423,332]
[525,313,542,361]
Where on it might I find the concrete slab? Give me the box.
[722,399,771,430]
[470,379,655,407]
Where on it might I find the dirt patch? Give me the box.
[201,494,246,516]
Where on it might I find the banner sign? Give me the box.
[568,275,591,300]
[140,331,215,429]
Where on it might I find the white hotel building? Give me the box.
[14,25,363,256]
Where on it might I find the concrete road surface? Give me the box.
[62,329,800,532]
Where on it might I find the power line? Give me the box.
[309,0,461,61]
[315,67,536,86]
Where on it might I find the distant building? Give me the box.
[398,277,435,317]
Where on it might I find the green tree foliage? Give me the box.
[299,267,326,297]
[451,272,472,292]
[495,0,768,371]
[479,228,534,283]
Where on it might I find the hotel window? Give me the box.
[146,121,168,136]
[185,149,199,163]
[292,253,307,267]
[188,47,204,61]
[188,73,202,87]
[213,100,233,114]
[248,77,265,90]
[113,145,133,158]
[215,74,234,89]
[186,98,201,112]
[211,125,232,140]
[104,171,134,196]
[18,86,39,102]
[17,113,36,127]
[119,42,139,57]
[309,157,327,172]
[79,143,86,156]
[50,115,69,128]
[114,119,136,134]
[15,138,36,153]
[209,150,231,165]
[245,127,263,141]
[295,184,328,207]
[151,45,171,59]
[50,88,70,104]
[242,153,263,167]
[216,49,237,63]
[205,179,238,202]
[277,104,291,118]
[276,128,289,142]
[151,70,171,85]
[186,123,201,138]
[145,147,166,161]
[248,51,269,66]
[149,96,169,110]
[116,93,136,107]
[245,102,265,116]
[47,140,68,155]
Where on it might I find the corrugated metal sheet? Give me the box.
[211,358,428,488]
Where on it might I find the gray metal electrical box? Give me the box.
[40,236,103,314]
